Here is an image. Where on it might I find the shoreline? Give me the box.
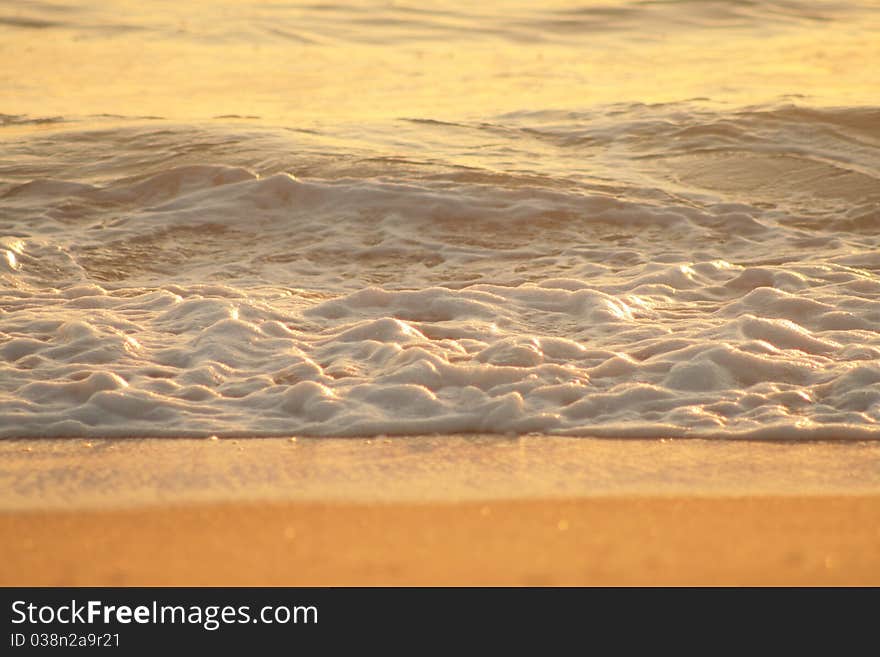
[4,436,880,509]
[3,436,879,586]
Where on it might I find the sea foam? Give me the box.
[2,103,879,439]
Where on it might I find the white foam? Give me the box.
[2,101,880,440]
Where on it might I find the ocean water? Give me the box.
[2,0,880,439]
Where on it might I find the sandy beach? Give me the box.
[3,495,879,587]
[3,1,880,593]
[2,437,878,586]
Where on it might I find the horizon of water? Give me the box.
[2,0,880,439]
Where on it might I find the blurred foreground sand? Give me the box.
[2,437,878,585]
[3,496,879,586]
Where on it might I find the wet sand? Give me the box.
[2,437,879,586]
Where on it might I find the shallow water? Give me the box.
[2,1,880,438]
